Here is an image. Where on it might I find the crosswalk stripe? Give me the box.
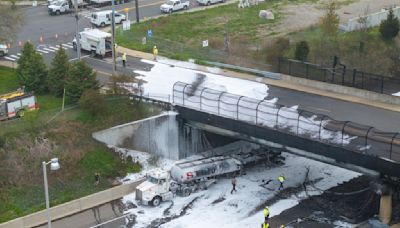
[4,56,17,61]
[43,48,56,52]
[37,49,49,54]
[48,46,60,51]
[16,53,22,56]
[67,42,73,45]
[62,43,73,48]
[10,55,19,59]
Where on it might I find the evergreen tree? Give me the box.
[294,41,309,62]
[320,1,339,36]
[65,60,99,103]
[48,45,69,97]
[379,8,400,40]
[16,42,48,94]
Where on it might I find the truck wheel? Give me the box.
[169,9,172,14]
[56,10,60,15]
[17,109,25,117]
[183,5,187,10]
[91,50,96,57]
[101,22,105,27]
[183,188,191,196]
[207,1,210,5]
[0,51,4,57]
[151,196,161,206]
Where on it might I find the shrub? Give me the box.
[79,89,106,116]
[294,41,310,61]
[379,8,400,40]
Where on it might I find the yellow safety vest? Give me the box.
[262,223,269,228]
[263,208,269,217]
[153,48,158,55]
[122,54,127,61]
[278,175,285,183]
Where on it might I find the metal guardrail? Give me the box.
[172,81,400,163]
[204,61,280,80]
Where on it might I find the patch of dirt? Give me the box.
[269,0,400,38]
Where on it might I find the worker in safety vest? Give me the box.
[153,45,158,61]
[261,221,269,228]
[280,225,285,228]
[263,206,269,221]
[278,174,285,190]
[122,53,127,67]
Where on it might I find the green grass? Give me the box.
[0,146,141,223]
[0,66,19,94]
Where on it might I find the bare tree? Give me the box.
[0,2,24,43]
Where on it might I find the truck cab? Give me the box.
[135,170,173,206]
[0,44,8,57]
[48,0,70,15]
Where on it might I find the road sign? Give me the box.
[147,29,152,38]
[122,20,131,31]
[202,40,209,47]
[142,37,147,45]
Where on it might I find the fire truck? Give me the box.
[0,89,38,120]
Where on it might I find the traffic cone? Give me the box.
[18,41,22,47]
[55,33,58,39]
[39,36,43,43]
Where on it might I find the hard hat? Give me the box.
[154,45,157,48]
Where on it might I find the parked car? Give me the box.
[160,0,189,14]
[197,0,224,6]
[91,10,126,27]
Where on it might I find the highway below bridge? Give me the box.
[170,82,400,179]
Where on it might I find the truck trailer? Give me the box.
[0,90,38,120]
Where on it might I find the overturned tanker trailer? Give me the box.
[135,144,282,206]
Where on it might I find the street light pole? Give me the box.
[111,0,117,73]
[135,0,139,23]
[42,158,60,228]
[42,161,51,228]
[74,0,81,60]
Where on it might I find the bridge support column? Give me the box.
[379,193,392,225]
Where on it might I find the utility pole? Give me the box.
[135,0,139,23]
[74,0,81,60]
[111,0,117,73]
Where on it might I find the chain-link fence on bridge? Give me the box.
[172,81,400,162]
[278,58,400,95]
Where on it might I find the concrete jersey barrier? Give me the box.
[0,180,144,228]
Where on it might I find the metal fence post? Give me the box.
[277,57,281,73]
[380,76,384,94]
[341,65,346,86]
[306,64,309,79]
[319,115,326,141]
[255,100,264,125]
[236,96,244,120]
[365,127,374,152]
[217,92,225,115]
[352,69,357,87]
[297,110,304,136]
[361,72,365,89]
[341,121,350,146]
[288,61,292,75]
[390,133,399,159]
[275,106,282,129]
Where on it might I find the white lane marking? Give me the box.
[62,43,73,48]
[37,49,49,54]
[4,56,17,61]
[48,46,60,51]
[69,54,90,61]
[43,48,56,52]
[67,42,73,45]
[10,55,19,59]
[16,53,22,56]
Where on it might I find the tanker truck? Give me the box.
[135,144,280,206]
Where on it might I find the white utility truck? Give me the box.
[73,28,112,58]
[0,44,8,56]
[90,10,126,27]
[160,0,189,13]
[135,142,280,206]
[0,89,38,120]
[48,0,87,15]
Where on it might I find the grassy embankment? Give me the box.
[117,0,398,75]
[0,66,158,223]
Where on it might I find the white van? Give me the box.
[90,10,126,27]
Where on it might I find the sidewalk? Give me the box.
[116,46,400,113]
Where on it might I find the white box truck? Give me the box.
[160,0,189,14]
[48,0,87,15]
[72,28,112,58]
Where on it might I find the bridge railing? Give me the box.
[172,81,400,163]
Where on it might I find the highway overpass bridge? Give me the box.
[171,82,400,178]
